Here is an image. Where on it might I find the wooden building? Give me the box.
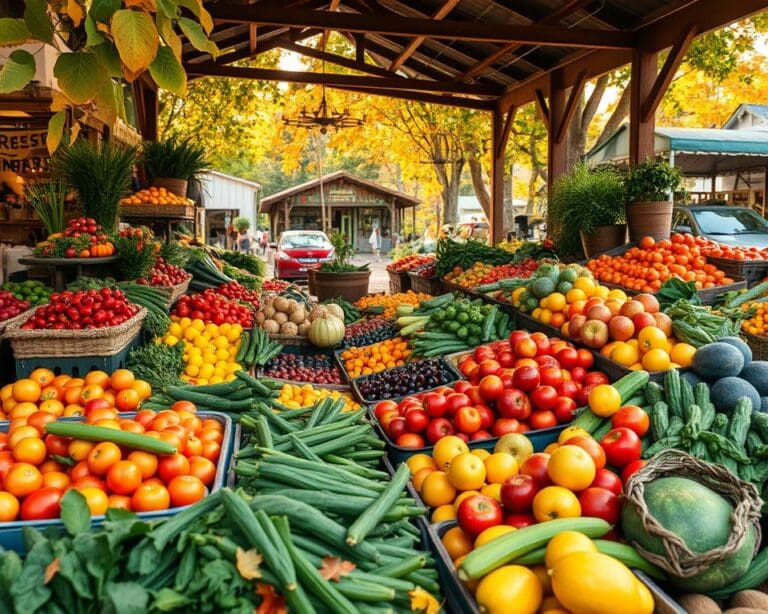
[259,171,419,252]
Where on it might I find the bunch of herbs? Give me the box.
[141,137,208,182]
[26,180,68,235]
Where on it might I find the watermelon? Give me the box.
[621,477,757,592]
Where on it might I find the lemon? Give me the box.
[219,322,232,336]
[225,363,240,374]
[183,327,199,342]
[193,335,209,349]
[168,323,182,337]
[191,319,205,332]
[196,378,209,386]
[204,323,219,337]
[188,354,204,367]
[185,364,200,377]
[199,364,215,380]
[213,336,229,350]
[209,375,224,384]
[165,335,179,346]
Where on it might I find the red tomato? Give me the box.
[500,474,538,513]
[456,494,503,537]
[553,397,578,423]
[374,400,398,420]
[477,360,501,378]
[576,348,594,369]
[496,351,515,369]
[590,468,623,495]
[478,375,504,402]
[425,418,454,444]
[504,513,536,529]
[511,366,540,391]
[569,366,587,383]
[583,371,610,387]
[491,418,521,437]
[396,433,425,448]
[452,381,472,395]
[422,393,448,418]
[600,427,642,468]
[621,459,648,484]
[404,409,429,433]
[558,380,580,400]
[20,487,63,520]
[496,388,531,420]
[157,453,190,483]
[387,417,407,440]
[466,386,484,406]
[530,385,558,411]
[611,405,650,437]
[519,453,551,487]
[578,487,621,524]
[539,367,564,388]
[455,406,482,434]
[529,410,557,430]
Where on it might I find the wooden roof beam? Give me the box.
[320,0,341,49]
[330,85,495,110]
[389,0,460,72]
[206,4,635,48]
[555,69,587,143]
[185,62,504,96]
[278,40,399,79]
[640,25,696,121]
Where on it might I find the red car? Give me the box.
[274,230,334,279]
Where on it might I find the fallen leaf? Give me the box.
[255,583,286,614]
[44,558,60,584]
[409,587,441,614]
[235,547,263,580]
[319,555,356,582]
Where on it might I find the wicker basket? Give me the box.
[388,270,411,294]
[706,256,768,287]
[743,331,768,361]
[152,178,188,197]
[408,272,443,295]
[268,333,309,346]
[5,308,146,358]
[121,204,195,219]
[155,278,191,308]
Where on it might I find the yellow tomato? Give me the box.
[441,526,474,560]
[670,343,696,367]
[447,452,487,491]
[474,524,516,548]
[547,445,596,491]
[637,326,668,353]
[557,426,591,445]
[432,436,469,471]
[431,504,456,523]
[532,486,582,523]
[483,453,519,484]
[475,565,542,614]
[420,471,457,507]
[588,384,621,417]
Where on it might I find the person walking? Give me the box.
[369,225,381,262]
[236,228,254,254]
[260,228,270,255]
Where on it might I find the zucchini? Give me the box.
[650,401,669,441]
[664,369,682,418]
[571,408,604,434]
[346,463,411,546]
[727,281,768,308]
[614,370,650,403]
[236,331,251,363]
[45,423,176,455]
[458,517,611,581]
[481,306,498,342]
[164,386,253,412]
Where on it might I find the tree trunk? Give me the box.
[594,84,631,149]
[434,159,463,227]
[503,171,514,234]
[468,156,490,219]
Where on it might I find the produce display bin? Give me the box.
[256,344,349,389]
[706,255,768,287]
[156,277,191,308]
[333,341,457,383]
[388,269,411,293]
[0,411,235,553]
[14,332,142,379]
[743,330,768,361]
[409,272,444,295]
[430,521,685,614]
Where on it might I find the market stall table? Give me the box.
[18,255,119,292]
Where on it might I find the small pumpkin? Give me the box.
[307,313,345,347]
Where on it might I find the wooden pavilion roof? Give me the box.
[189,0,768,112]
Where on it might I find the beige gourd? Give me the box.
[324,303,345,321]
[307,313,345,347]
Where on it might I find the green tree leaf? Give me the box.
[60,488,91,535]
[90,0,122,23]
[93,42,123,78]
[0,50,35,94]
[156,0,179,19]
[111,9,159,74]
[54,52,102,104]
[178,17,218,57]
[85,15,106,46]
[149,46,186,96]
[24,0,54,43]
[156,13,182,60]
[178,0,213,34]
[0,18,31,45]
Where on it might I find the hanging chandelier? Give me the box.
[283,83,365,133]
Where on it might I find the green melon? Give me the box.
[621,477,756,592]
[556,280,573,294]
[535,263,557,279]
[529,277,556,299]
[559,267,579,284]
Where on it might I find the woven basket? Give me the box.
[0,310,29,337]
[743,330,768,361]
[152,178,188,197]
[5,308,146,358]
[268,333,309,346]
[408,272,443,295]
[121,203,195,219]
[387,270,411,293]
[155,278,191,308]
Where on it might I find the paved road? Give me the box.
[261,251,392,294]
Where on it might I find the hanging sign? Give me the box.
[0,129,48,161]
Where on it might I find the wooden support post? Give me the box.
[141,84,158,141]
[354,33,365,63]
[629,46,658,165]
[546,69,568,219]
[412,206,416,235]
[711,176,717,199]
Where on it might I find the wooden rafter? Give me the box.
[278,40,397,78]
[320,0,341,49]
[207,4,634,48]
[185,62,503,96]
[249,25,258,55]
[640,25,696,121]
[389,0,459,72]
[534,89,549,129]
[354,33,366,63]
[460,0,596,82]
[496,106,516,158]
[555,70,587,143]
[331,85,495,110]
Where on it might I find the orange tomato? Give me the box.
[63,404,84,417]
[87,442,122,475]
[181,416,203,436]
[63,386,84,406]
[642,348,671,372]
[107,494,132,511]
[131,380,152,401]
[483,453,519,484]
[447,452,487,491]
[131,483,170,512]
[441,526,474,560]
[157,453,190,482]
[637,326,668,352]
[4,462,43,497]
[420,471,457,507]
[547,445,596,491]
[79,384,104,403]
[13,436,47,465]
[532,486,581,522]
[115,389,140,411]
[39,386,63,402]
[106,460,142,495]
[78,486,109,515]
[10,402,39,420]
[411,467,436,491]
[562,436,606,471]
[184,436,203,457]
[29,368,55,388]
[8,425,41,449]
[167,475,206,507]
[199,428,222,445]
[127,451,158,480]
[118,419,145,434]
[84,370,110,389]
[171,400,197,414]
[86,408,118,424]
[38,459,63,474]
[52,374,71,389]
[201,441,221,462]
[110,369,136,391]
[73,475,106,491]
[134,409,156,427]
[39,399,64,416]
[0,492,19,521]
[70,460,92,482]
[201,419,223,432]
[187,456,216,486]
[43,471,71,490]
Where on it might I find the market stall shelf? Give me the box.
[18,255,119,292]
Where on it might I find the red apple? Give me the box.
[632,312,656,332]
[653,312,673,336]
[585,304,613,324]
[635,293,660,314]
[608,315,635,341]
[500,474,539,513]
[520,453,551,487]
[580,319,609,349]
[568,314,587,339]
[508,330,529,346]
[619,300,645,319]
[604,299,623,317]
[584,297,605,313]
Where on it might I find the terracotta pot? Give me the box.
[580,224,628,258]
[313,270,371,303]
[627,201,673,242]
[152,178,188,197]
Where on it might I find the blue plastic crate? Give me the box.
[0,410,235,553]
[14,332,141,379]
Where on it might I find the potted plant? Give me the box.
[309,231,371,302]
[548,162,627,258]
[141,136,208,197]
[51,139,136,234]
[625,158,683,242]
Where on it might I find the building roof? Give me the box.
[586,124,768,175]
[203,170,262,190]
[723,104,768,129]
[259,170,419,213]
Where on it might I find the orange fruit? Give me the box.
[483,453,519,484]
[29,368,55,387]
[447,452,487,491]
[670,343,696,368]
[637,326,668,353]
[642,348,671,372]
[474,524,516,548]
[431,504,456,523]
[406,453,437,475]
[110,369,136,391]
[131,380,152,400]
[12,379,41,403]
[441,526,474,560]
[588,384,621,418]
[420,471,457,507]
[411,466,436,491]
[432,436,469,471]
[547,445,596,491]
[84,370,110,388]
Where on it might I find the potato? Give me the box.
[677,594,721,614]
[731,591,768,611]
[273,312,288,325]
